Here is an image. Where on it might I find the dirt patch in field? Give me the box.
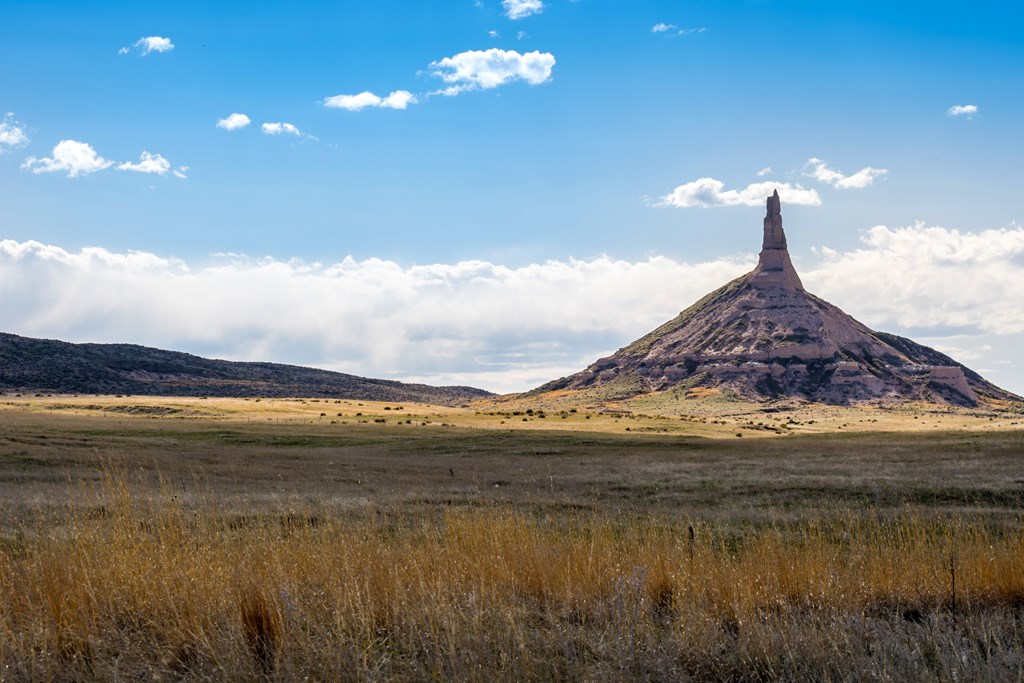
[45,403,218,418]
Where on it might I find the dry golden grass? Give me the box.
[2,394,1023,679]
[2,470,1024,681]
[4,391,1024,439]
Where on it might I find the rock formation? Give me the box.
[751,190,803,291]
[534,191,1019,406]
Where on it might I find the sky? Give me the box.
[1,0,1023,395]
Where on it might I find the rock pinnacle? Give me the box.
[751,189,803,291]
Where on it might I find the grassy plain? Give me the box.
[1,393,1023,680]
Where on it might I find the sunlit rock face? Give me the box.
[751,189,804,292]
[536,192,1019,406]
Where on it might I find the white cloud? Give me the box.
[805,223,1024,336]
[948,104,978,117]
[0,241,748,393]
[381,91,417,109]
[117,151,170,174]
[517,30,528,40]
[325,92,380,111]
[658,177,821,208]
[323,90,418,111]
[1,226,1022,393]
[653,22,706,36]
[925,341,991,362]
[805,158,887,189]
[121,36,174,56]
[117,151,187,178]
[216,113,251,131]
[756,166,772,177]
[489,30,499,38]
[21,140,114,177]
[429,48,555,96]
[503,0,543,20]
[22,142,185,180]
[0,113,30,153]
[261,122,302,136]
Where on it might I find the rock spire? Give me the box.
[751,189,803,291]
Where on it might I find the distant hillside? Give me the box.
[0,332,492,405]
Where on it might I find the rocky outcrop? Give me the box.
[533,192,1019,406]
[751,189,803,291]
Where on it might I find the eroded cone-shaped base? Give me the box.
[529,189,1021,407]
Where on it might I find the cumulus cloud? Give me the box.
[652,22,677,33]
[948,104,978,117]
[21,140,114,177]
[117,151,170,174]
[23,141,185,179]
[216,113,251,131]
[260,122,317,140]
[117,151,186,178]
[756,167,772,177]
[0,113,30,153]
[804,223,1024,337]
[323,90,418,111]
[1,226,1022,393]
[429,48,555,96]
[502,0,543,20]
[805,158,887,189]
[658,178,821,208]
[120,36,174,56]
[0,241,748,393]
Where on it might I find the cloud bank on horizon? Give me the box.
[1,1,1021,392]
[2,224,1021,394]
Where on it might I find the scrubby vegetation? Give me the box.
[1,400,1023,680]
[2,471,1024,681]
[0,332,490,404]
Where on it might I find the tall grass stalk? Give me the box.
[1,473,1023,680]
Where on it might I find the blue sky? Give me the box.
[2,0,1023,394]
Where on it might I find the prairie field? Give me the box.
[1,394,1024,681]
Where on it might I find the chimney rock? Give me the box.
[752,189,803,291]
